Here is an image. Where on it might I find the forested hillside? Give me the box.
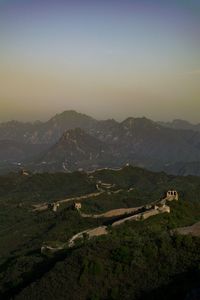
[0,166,200,299]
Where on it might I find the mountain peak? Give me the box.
[121,117,156,130]
[50,110,95,123]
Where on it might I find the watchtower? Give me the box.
[74,202,82,210]
[166,190,178,201]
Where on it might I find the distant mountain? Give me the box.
[163,161,200,177]
[122,118,200,163]
[0,111,200,175]
[95,117,200,166]
[0,110,97,144]
[0,120,40,143]
[32,128,115,172]
[159,119,200,132]
[0,140,48,162]
[37,110,97,144]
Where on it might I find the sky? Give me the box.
[0,0,200,123]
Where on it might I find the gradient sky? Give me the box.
[0,0,200,122]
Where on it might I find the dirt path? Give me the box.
[112,209,160,226]
[32,203,49,212]
[68,226,108,247]
[80,206,142,218]
[173,221,200,237]
[33,191,103,211]
[57,192,103,205]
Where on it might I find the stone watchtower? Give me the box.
[166,190,179,201]
[74,202,82,210]
[51,203,60,212]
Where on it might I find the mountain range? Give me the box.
[159,119,200,132]
[0,110,200,176]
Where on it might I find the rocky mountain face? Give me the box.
[0,111,200,175]
[33,128,114,172]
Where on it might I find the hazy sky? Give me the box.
[0,0,200,122]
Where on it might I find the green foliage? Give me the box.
[13,224,200,300]
[0,166,200,299]
[0,171,96,204]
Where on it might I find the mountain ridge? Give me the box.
[0,110,200,176]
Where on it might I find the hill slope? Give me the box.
[0,166,200,300]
